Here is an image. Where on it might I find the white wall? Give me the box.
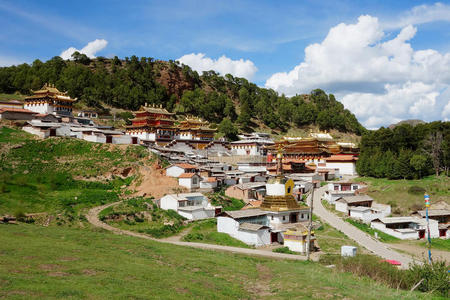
[178,208,215,220]
[326,162,356,176]
[179,176,200,190]
[25,103,52,114]
[335,202,348,213]
[217,217,270,246]
[284,238,305,253]
[231,145,259,156]
[266,183,285,196]
[112,135,135,144]
[22,126,48,138]
[166,166,185,177]
[160,195,178,211]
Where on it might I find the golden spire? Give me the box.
[276,145,284,175]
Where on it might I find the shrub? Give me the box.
[406,260,449,296]
[408,186,426,195]
[183,233,204,242]
[273,247,297,255]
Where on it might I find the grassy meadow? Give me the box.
[0,224,435,300]
[356,176,450,215]
[99,197,188,238]
[0,126,149,223]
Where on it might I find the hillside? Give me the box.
[0,125,179,224]
[0,55,365,137]
[0,224,431,299]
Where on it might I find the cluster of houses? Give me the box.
[322,182,450,240]
[159,152,317,253]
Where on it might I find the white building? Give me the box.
[335,195,374,214]
[159,193,218,220]
[283,228,314,253]
[323,181,364,203]
[199,177,218,189]
[324,155,358,176]
[165,163,198,178]
[371,217,439,240]
[178,173,201,190]
[348,203,391,223]
[217,210,271,246]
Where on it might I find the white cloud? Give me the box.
[60,39,108,60]
[384,2,450,29]
[265,15,450,128]
[177,53,258,80]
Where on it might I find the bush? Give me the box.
[183,233,204,242]
[272,247,297,255]
[408,186,426,195]
[407,261,449,296]
[320,255,449,297]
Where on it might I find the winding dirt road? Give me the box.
[86,202,316,262]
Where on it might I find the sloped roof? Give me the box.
[221,209,268,219]
[239,222,269,231]
[337,194,373,204]
[174,163,198,170]
[0,108,36,114]
[416,209,450,217]
[325,155,358,162]
[178,173,199,178]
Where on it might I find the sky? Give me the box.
[1,0,450,128]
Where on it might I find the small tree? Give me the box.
[426,131,443,176]
[218,118,238,141]
[410,154,428,179]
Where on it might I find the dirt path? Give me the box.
[388,243,450,263]
[310,187,419,269]
[86,202,315,262]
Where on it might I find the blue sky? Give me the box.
[1,0,450,128]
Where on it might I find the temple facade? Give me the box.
[177,117,216,141]
[125,104,177,143]
[24,84,76,116]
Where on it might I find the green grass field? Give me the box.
[0,126,150,224]
[100,197,188,238]
[420,239,450,252]
[356,176,450,215]
[0,224,433,300]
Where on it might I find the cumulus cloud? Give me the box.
[265,15,450,128]
[177,53,258,80]
[60,39,108,60]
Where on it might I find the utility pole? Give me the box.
[306,185,314,260]
[424,193,432,264]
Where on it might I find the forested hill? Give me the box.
[0,54,365,135]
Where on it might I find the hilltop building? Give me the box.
[125,104,177,145]
[24,84,76,116]
[177,116,216,141]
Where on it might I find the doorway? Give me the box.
[289,213,298,223]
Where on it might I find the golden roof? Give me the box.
[260,194,306,211]
[26,83,76,102]
[135,104,175,115]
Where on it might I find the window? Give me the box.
[353,185,358,190]
[287,187,291,194]
[192,177,197,184]
[282,216,286,221]
[271,215,274,220]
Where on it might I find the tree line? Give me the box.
[357,122,450,179]
[0,54,365,139]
